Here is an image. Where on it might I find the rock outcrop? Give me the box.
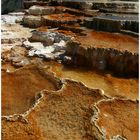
[92,1,138,12]
[42,13,83,27]
[22,5,85,28]
[84,14,139,33]
[65,31,138,77]
[22,15,42,28]
[22,28,73,60]
[1,1,139,140]
[2,0,24,14]
[28,5,55,15]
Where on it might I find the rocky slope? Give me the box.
[1,1,139,140]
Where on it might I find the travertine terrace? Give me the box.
[1,0,139,140]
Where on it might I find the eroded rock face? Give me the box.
[93,99,138,140]
[30,29,72,45]
[52,1,93,11]
[22,15,42,28]
[1,2,139,140]
[22,5,85,28]
[55,6,94,16]
[65,31,138,77]
[42,13,83,28]
[84,14,139,33]
[22,13,83,28]
[23,40,67,60]
[85,17,121,32]
[29,5,55,15]
[92,1,139,14]
[22,28,73,60]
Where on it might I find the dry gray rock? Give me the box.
[23,40,67,60]
[30,30,72,45]
[22,15,42,28]
[29,5,55,16]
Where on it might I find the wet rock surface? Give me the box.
[93,99,138,140]
[2,79,106,140]
[2,64,61,116]
[46,61,138,100]
[66,31,138,77]
[2,1,139,140]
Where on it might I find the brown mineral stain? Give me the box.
[2,64,59,116]
[27,80,105,140]
[76,31,138,53]
[43,13,83,23]
[2,62,16,72]
[1,4,138,140]
[96,99,138,140]
[56,29,76,36]
[47,13,78,20]
[45,61,138,100]
[2,115,43,140]
[38,26,48,32]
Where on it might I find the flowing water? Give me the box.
[45,61,138,100]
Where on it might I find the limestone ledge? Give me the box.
[65,40,138,77]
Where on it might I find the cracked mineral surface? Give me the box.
[1,0,139,140]
[93,99,138,140]
[2,64,61,116]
